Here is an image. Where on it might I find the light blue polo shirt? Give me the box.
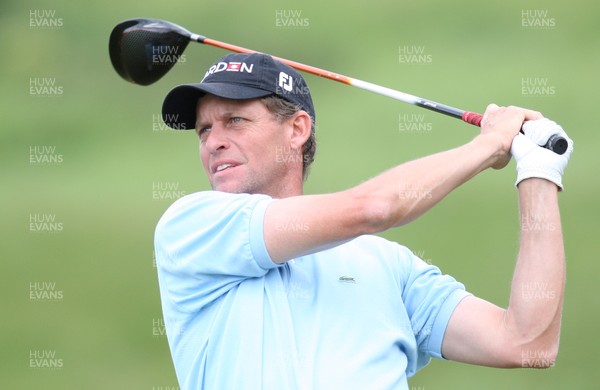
[155,191,470,389]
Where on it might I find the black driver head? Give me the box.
[109,18,192,85]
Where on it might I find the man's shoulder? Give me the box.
[156,191,274,235]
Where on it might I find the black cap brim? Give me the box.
[162,83,274,130]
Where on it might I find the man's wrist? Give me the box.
[516,177,560,192]
[470,133,509,170]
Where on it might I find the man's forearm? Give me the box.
[355,133,503,231]
[506,178,565,362]
[265,134,503,262]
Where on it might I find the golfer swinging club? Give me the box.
[155,53,573,389]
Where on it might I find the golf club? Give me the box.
[109,18,567,155]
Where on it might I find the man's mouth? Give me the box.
[216,164,234,172]
[211,161,240,175]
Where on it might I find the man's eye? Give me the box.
[229,117,242,124]
[197,127,210,140]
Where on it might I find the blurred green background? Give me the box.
[2,0,599,388]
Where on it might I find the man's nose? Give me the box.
[205,124,229,153]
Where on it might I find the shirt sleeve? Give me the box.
[154,191,279,313]
[398,247,471,369]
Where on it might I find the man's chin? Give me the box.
[212,185,246,194]
[211,180,253,194]
[209,170,264,194]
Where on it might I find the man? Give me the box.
[155,53,573,389]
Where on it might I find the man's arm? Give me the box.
[441,178,564,367]
[264,105,537,263]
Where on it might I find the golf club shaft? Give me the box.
[191,34,480,124]
[188,32,565,154]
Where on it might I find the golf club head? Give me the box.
[109,18,193,85]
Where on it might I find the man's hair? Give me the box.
[261,95,317,180]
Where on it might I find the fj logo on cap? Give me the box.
[202,61,254,81]
[278,72,293,92]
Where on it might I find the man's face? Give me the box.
[195,95,296,195]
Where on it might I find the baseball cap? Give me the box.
[162,52,315,130]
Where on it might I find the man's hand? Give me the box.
[479,104,543,170]
[511,118,574,190]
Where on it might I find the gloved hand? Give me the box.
[510,118,573,190]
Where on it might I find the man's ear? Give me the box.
[289,111,312,150]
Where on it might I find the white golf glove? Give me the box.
[510,118,573,190]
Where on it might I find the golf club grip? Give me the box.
[461,112,567,155]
